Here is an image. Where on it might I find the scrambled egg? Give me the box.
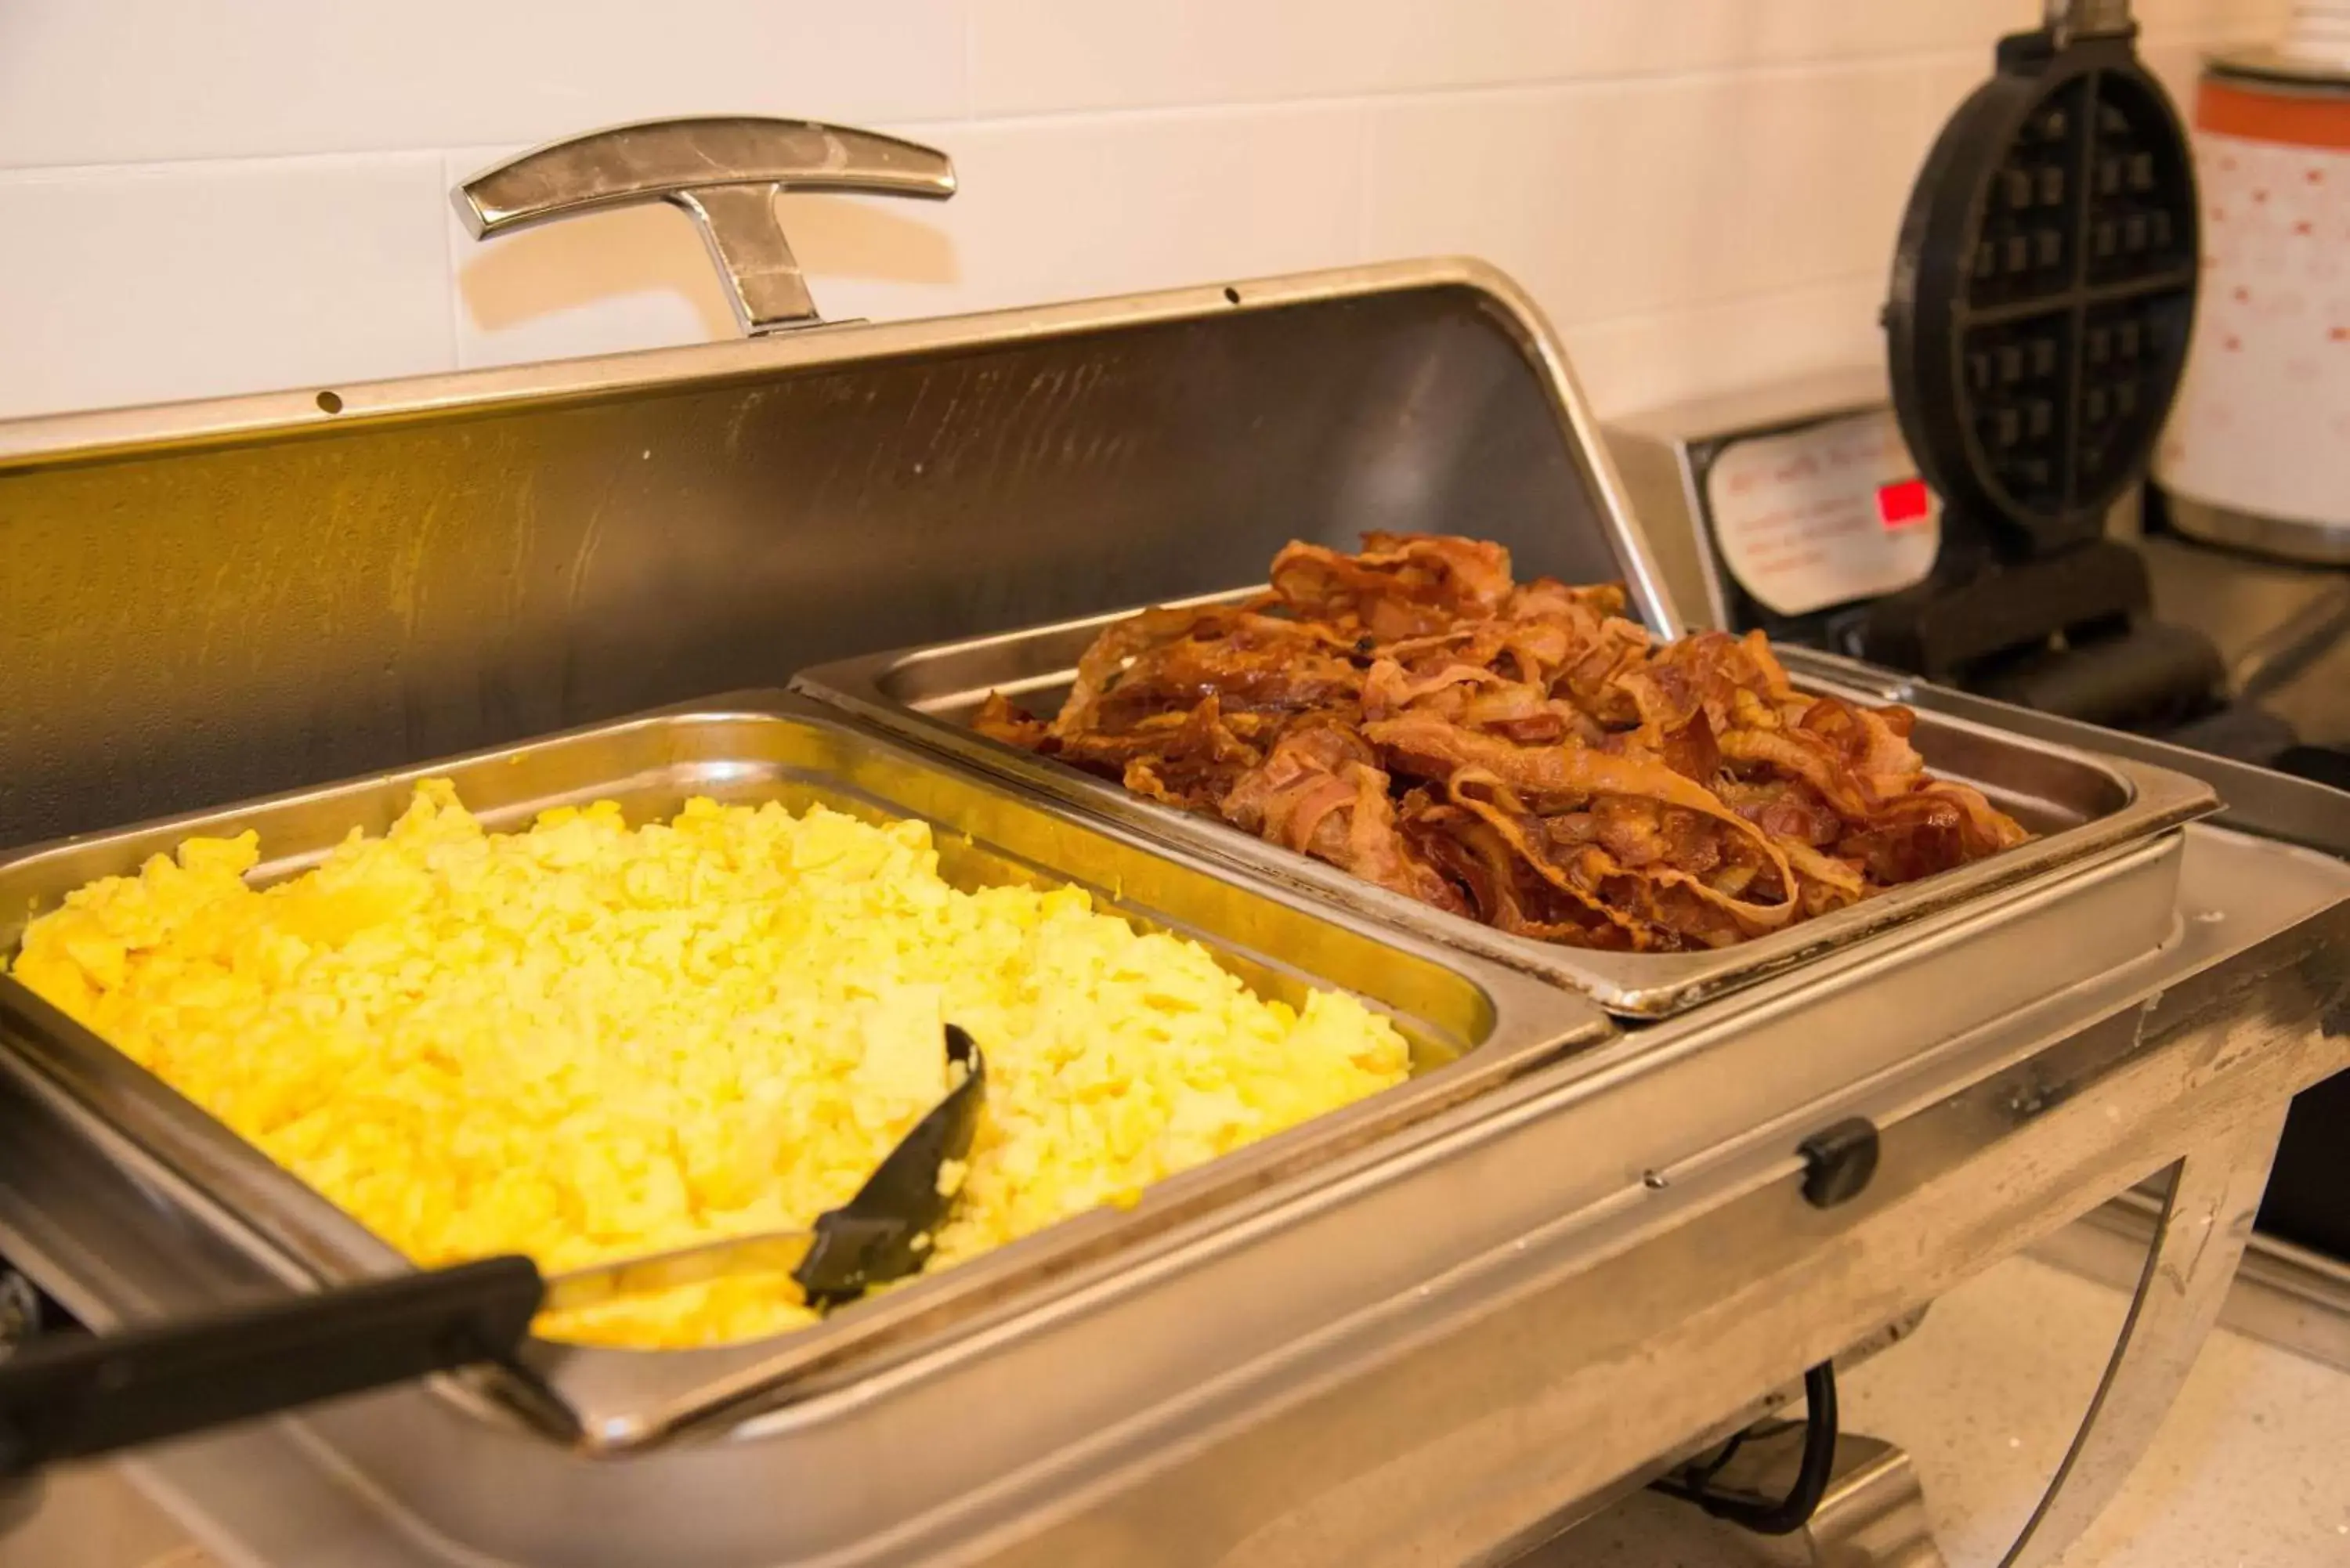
[8,782,1411,1348]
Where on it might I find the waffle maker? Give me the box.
[1872,0,2350,1282]
[1863,0,2224,729]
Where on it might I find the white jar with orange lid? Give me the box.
[2157,2,2350,563]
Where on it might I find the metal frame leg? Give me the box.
[1702,1426,1948,1567]
[1803,1436,1946,1568]
[2001,1107,2290,1568]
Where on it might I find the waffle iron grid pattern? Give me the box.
[1958,69,2197,529]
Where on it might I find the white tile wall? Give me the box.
[0,0,2291,425]
[0,155,453,420]
[0,2,969,168]
[968,0,2041,117]
[1563,273,1892,415]
[912,107,1367,311]
[1365,64,1932,326]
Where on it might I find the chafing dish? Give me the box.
[0,114,2344,1568]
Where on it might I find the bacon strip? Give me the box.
[975,533,2032,954]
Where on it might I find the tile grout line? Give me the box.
[135,1548,223,1568]
[931,21,2276,132]
[1560,269,1892,340]
[438,151,465,375]
[0,24,2276,185]
[959,0,979,123]
[824,48,2014,135]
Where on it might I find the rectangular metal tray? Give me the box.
[795,594,2221,1017]
[0,690,1607,1451]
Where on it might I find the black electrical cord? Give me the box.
[1647,1362,1838,1537]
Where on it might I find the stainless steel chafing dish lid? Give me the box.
[0,115,1669,856]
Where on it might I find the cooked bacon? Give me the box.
[1055,696,1264,811]
[974,691,1054,750]
[1360,656,1500,721]
[1835,781,2031,883]
[1220,724,1470,916]
[978,535,2031,953]
[1270,533,1515,638]
[1055,605,1198,737]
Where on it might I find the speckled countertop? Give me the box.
[5,1247,2347,1568]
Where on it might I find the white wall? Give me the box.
[0,1,2286,424]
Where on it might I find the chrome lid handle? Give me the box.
[454,117,957,335]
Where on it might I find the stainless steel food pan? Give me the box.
[0,689,1606,1451]
[796,596,2218,1017]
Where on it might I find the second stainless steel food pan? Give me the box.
[0,690,1606,1451]
[796,594,2218,1017]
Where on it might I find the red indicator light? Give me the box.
[1876,478,1930,528]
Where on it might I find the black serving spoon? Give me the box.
[0,1026,983,1479]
